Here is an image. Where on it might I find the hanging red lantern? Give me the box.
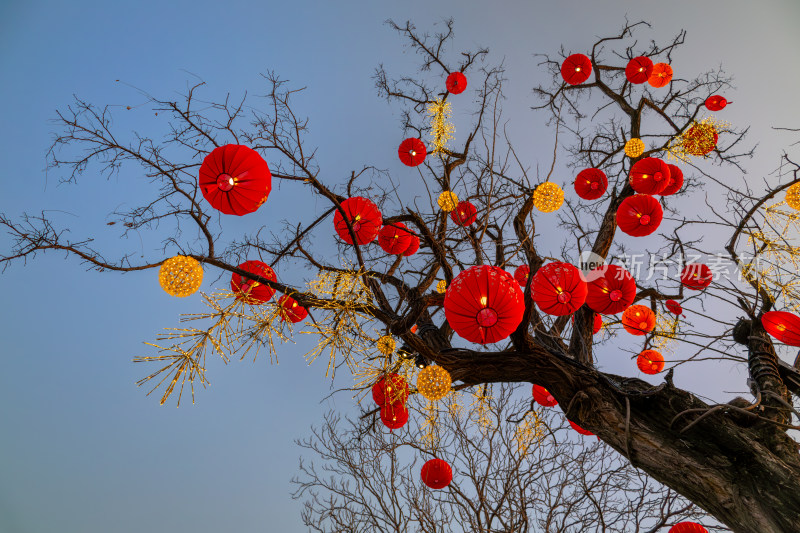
[665,299,684,316]
[403,234,420,256]
[616,194,663,237]
[446,72,467,94]
[278,295,308,323]
[593,312,603,334]
[625,56,654,84]
[380,403,409,430]
[334,197,382,245]
[569,419,594,436]
[637,349,664,374]
[514,265,530,287]
[378,222,414,255]
[647,62,673,88]
[561,54,592,85]
[533,262,588,316]
[532,384,558,407]
[231,261,276,304]
[669,522,709,533]
[660,164,684,196]
[682,124,718,156]
[450,200,478,226]
[421,458,453,489]
[621,305,656,336]
[585,264,637,315]
[198,144,272,216]
[398,138,427,166]
[704,95,727,111]
[372,373,410,406]
[574,168,608,200]
[444,265,525,344]
[680,264,713,291]
[629,157,671,195]
[761,311,800,346]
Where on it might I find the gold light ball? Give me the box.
[438,191,459,212]
[159,255,203,297]
[436,280,447,294]
[624,138,645,158]
[786,183,800,211]
[533,182,564,213]
[376,335,396,355]
[417,365,452,401]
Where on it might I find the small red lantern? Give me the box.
[514,265,530,287]
[616,194,663,237]
[378,222,414,255]
[380,403,409,430]
[660,164,684,196]
[398,138,427,166]
[532,384,558,407]
[533,262,588,316]
[574,168,608,200]
[372,373,410,406]
[231,261,276,304]
[629,157,671,195]
[198,144,272,216]
[648,62,673,88]
[762,311,800,346]
[334,197,382,245]
[621,305,656,336]
[446,72,467,94]
[669,522,709,533]
[585,264,637,315]
[665,299,684,316]
[637,349,664,374]
[278,295,308,323]
[625,56,654,84]
[450,200,478,226]
[421,458,453,489]
[593,312,603,334]
[403,234,420,256]
[569,419,594,436]
[704,95,727,111]
[680,264,713,291]
[561,54,592,85]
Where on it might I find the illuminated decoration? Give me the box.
[629,157,671,195]
[621,305,656,336]
[637,349,664,374]
[647,62,673,88]
[198,144,271,216]
[378,222,414,255]
[533,182,565,213]
[398,138,427,167]
[469,385,493,431]
[532,384,557,407]
[444,265,524,343]
[667,117,729,162]
[277,295,308,323]
[333,197,382,245]
[785,183,800,211]
[159,256,203,297]
[669,523,709,533]
[372,373,409,405]
[231,261,277,304]
[569,419,594,436]
[680,264,713,291]
[704,95,727,111]
[380,402,409,430]
[593,312,603,334]
[450,200,477,226]
[436,280,447,293]
[533,262,588,316]
[560,53,592,85]
[438,191,459,212]
[514,410,545,452]
[762,311,800,346]
[651,312,680,353]
[417,365,452,401]
[660,164,684,196]
[574,168,608,200]
[403,233,420,256]
[420,458,453,489]
[445,71,467,94]
[585,264,637,314]
[427,99,454,154]
[513,265,530,286]
[376,335,396,355]
[625,56,654,84]
[625,138,645,158]
[616,194,663,237]
[665,299,684,316]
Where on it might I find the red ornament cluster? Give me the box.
[372,373,410,430]
[198,145,272,216]
[629,157,671,195]
[661,164,684,196]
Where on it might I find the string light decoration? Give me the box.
[533,182,565,213]
[625,138,645,158]
[667,117,730,162]
[159,256,203,297]
[436,280,447,293]
[650,312,680,354]
[785,183,800,211]
[427,98,454,154]
[438,191,459,212]
[376,335,396,355]
[514,410,545,452]
[469,385,494,432]
[417,365,452,401]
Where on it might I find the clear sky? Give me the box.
[1,1,799,532]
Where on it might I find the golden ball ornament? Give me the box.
[376,335,396,355]
[532,182,564,213]
[624,138,645,158]
[159,255,203,297]
[437,191,459,213]
[785,183,800,211]
[436,280,447,294]
[417,365,452,401]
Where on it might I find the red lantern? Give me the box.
[378,222,414,255]
[372,374,409,406]
[446,72,467,94]
[450,201,478,226]
[569,419,594,436]
[198,145,272,216]
[626,56,653,84]
[334,197,382,245]
[278,295,308,323]
[762,311,800,346]
[444,265,525,344]
[532,384,558,407]
[533,262,588,316]
[621,305,656,336]
[421,458,453,489]
[514,265,530,287]
[616,194,663,237]
[574,168,608,200]
[231,261,276,304]
[637,349,664,374]
[683,124,718,156]
[660,164,684,196]
[561,54,592,85]
[593,312,603,334]
[403,234,420,256]
[665,299,684,316]
[380,403,409,430]
[585,264,637,315]
[648,62,673,88]
[704,95,727,111]
[669,522,709,533]
[680,264,713,291]
[629,157,671,195]
[398,138,427,166]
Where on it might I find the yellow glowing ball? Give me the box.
[786,183,800,211]
[376,335,396,355]
[436,280,447,294]
[438,191,459,212]
[533,182,564,213]
[159,255,203,297]
[417,365,452,401]
[624,138,645,158]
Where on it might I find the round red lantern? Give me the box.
[626,56,654,84]
[704,95,727,111]
[585,264,637,315]
[683,124,718,156]
[680,264,713,291]
[450,201,478,226]
[398,138,427,167]
[514,265,530,287]
[532,384,557,407]
[637,349,664,374]
[561,54,592,85]
[380,403,409,430]
[574,168,608,200]
[593,312,603,334]
[616,194,663,237]
[278,295,308,323]
[533,262,588,316]
[446,72,467,94]
[379,222,414,255]
[621,305,656,336]
[198,144,272,216]
[334,197,382,245]
[421,458,453,489]
[403,234,420,256]
[444,265,525,344]
[660,164,684,196]
[648,62,673,88]
[762,311,800,346]
[231,261,276,304]
[372,373,410,406]
[629,157,671,195]
[669,522,709,533]
[569,419,594,436]
[665,299,684,316]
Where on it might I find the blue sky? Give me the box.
[2,1,799,532]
